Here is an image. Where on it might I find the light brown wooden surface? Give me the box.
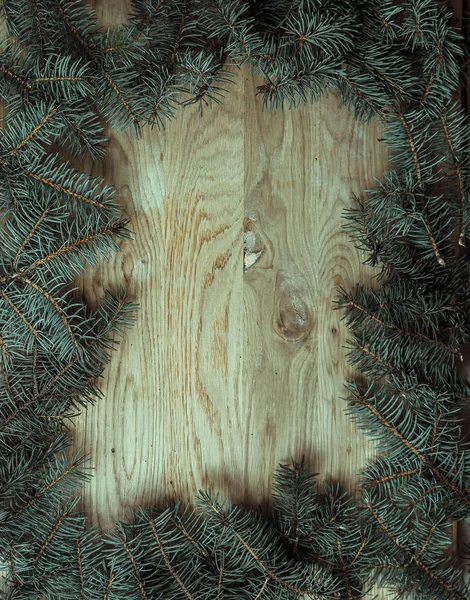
[64,0,466,596]
[74,78,387,527]
[74,0,390,536]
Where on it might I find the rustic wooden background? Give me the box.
[71,1,468,595]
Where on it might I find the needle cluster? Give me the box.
[1,1,470,598]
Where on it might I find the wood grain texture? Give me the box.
[67,2,465,597]
[74,0,388,535]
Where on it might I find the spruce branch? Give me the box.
[0,1,469,599]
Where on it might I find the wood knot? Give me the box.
[273,271,313,342]
[243,230,264,272]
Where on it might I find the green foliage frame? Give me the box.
[1,0,470,598]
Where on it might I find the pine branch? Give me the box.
[0,288,39,339]
[31,0,45,67]
[0,1,469,599]
[20,165,112,212]
[116,533,151,600]
[340,288,463,362]
[12,206,51,269]
[395,110,445,265]
[17,276,81,351]
[348,386,470,509]
[365,500,468,599]
[147,517,196,600]
[8,107,58,157]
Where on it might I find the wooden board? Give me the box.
[68,1,467,596]
[74,0,388,533]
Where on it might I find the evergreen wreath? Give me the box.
[0,0,470,598]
